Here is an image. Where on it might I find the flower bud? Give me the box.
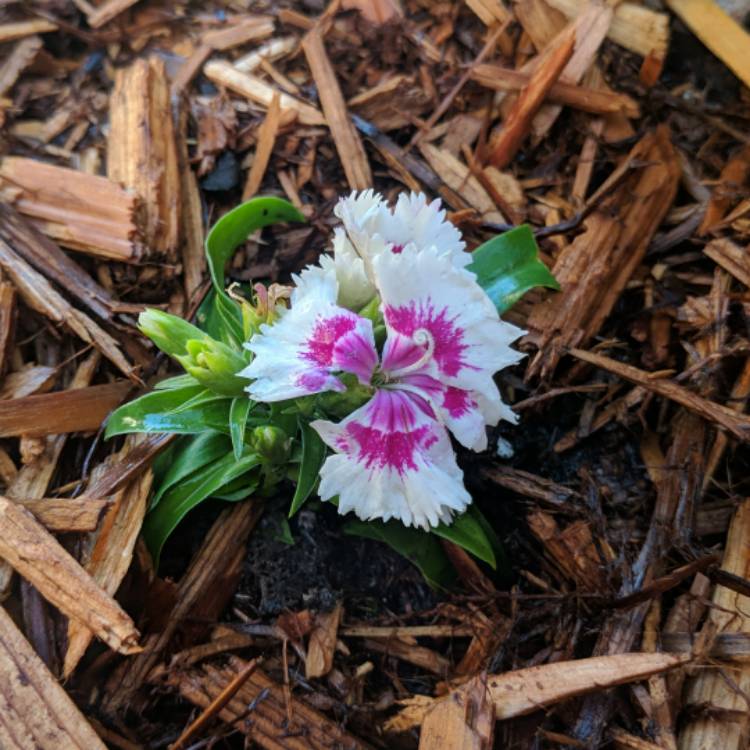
[175,338,249,396]
[250,425,290,464]
[138,309,206,358]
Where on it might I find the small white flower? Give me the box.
[330,190,470,309]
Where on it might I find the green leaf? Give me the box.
[288,421,326,517]
[143,450,262,566]
[104,385,233,437]
[230,397,253,460]
[468,224,559,314]
[212,473,259,501]
[153,374,201,390]
[205,198,305,344]
[105,384,203,437]
[432,510,496,568]
[344,518,454,589]
[150,432,232,510]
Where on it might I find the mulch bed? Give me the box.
[0,1,749,748]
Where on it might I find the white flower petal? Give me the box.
[290,255,338,306]
[383,192,468,265]
[312,389,471,529]
[331,229,376,310]
[330,191,472,310]
[374,245,524,433]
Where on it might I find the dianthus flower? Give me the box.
[240,192,523,529]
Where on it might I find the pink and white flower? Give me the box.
[241,212,524,528]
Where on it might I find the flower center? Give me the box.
[384,328,435,380]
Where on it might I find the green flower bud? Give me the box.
[251,425,291,464]
[175,338,249,397]
[138,308,206,358]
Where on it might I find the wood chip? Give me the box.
[528,5,613,140]
[301,27,372,190]
[665,0,750,89]
[699,144,750,234]
[0,351,101,599]
[242,92,282,200]
[486,27,575,168]
[0,20,57,43]
[87,0,141,28]
[203,16,275,51]
[391,652,689,731]
[0,36,42,97]
[306,603,343,679]
[419,672,494,750]
[546,0,669,61]
[343,0,403,24]
[679,500,750,749]
[11,497,111,533]
[0,605,107,749]
[0,203,124,322]
[0,381,129,437]
[234,36,297,73]
[204,60,325,126]
[569,347,750,441]
[419,142,504,221]
[169,656,373,750]
[0,365,55,400]
[103,500,262,712]
[525,127,680,379]
[472,63,639,117]
[107,56,180,259]
[704,238,750,288]
[528,511,614,591]
[0,496,140,654]
[0,234,134,378]
[463,0,511,25]
[0,156,146,262]
[63,443,152,677]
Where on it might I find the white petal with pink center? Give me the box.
[240,264,378,401]
[312,389,471,529]
[373,245,525,446]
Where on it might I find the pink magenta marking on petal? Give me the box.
[302,314,358,367]
[442,386,475,418]
[343,390,437,476]
[385,300,472,377]
[381,332,426,373]
[332,328,378,383]
[296,371,343,393]
[391,243,404,254]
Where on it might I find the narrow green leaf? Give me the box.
[432,510,496,568]
[343,518,454,589]
[468,504,509,575]
[153,374,201,390]
[143,450,262,566]
[230,397,253,460]
[288,421,326,517]
[104,385,233,437]
[212,473,259,501]
[204,198,305,344]
[468,225,559,314]
[105,384,203,438]
[150,432,232,510]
